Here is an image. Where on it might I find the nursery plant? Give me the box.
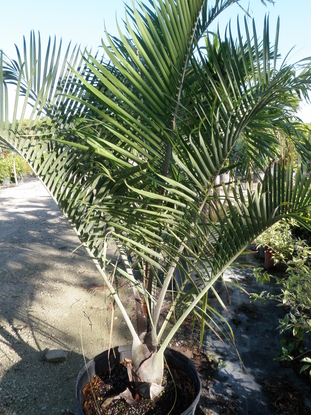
[0,151,32,184]
[255,218,298,264]
[253,236,311,378]
[2,0,311,405]
[0,154,10,184]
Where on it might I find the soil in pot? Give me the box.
[82,362,197,415]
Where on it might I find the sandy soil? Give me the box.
[0,177,132,414]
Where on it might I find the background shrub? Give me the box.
[0,151,33,184]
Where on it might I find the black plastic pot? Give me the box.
[76,344,202,415]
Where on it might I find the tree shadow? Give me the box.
[0,177,132,414]
[0,313,84,414]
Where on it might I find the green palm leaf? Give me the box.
[1,0,311,390]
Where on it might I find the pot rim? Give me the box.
[75,344,202,415]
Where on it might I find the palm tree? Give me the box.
[1,0,311,400]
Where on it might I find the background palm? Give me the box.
[1,0,311,392]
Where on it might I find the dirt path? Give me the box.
[0,177,131,414]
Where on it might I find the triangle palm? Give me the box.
[1,0,311,396]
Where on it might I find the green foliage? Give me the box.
[253,237,311,377]
[0,155,10,183]
[300,357,311,377]
[0,153,32,184]
[255,218,298,264]
[2,0,311,390]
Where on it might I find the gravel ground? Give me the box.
[0,177,132,415]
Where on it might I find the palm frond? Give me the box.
[1,0,311,365]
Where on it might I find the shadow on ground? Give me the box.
[0,178,132,414]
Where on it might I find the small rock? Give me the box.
[45,349,67,363]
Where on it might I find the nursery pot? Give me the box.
[76,344,202,415]
[259,246,265,259]
[264,249,274,269]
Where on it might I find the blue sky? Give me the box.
[1,0,311,121]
